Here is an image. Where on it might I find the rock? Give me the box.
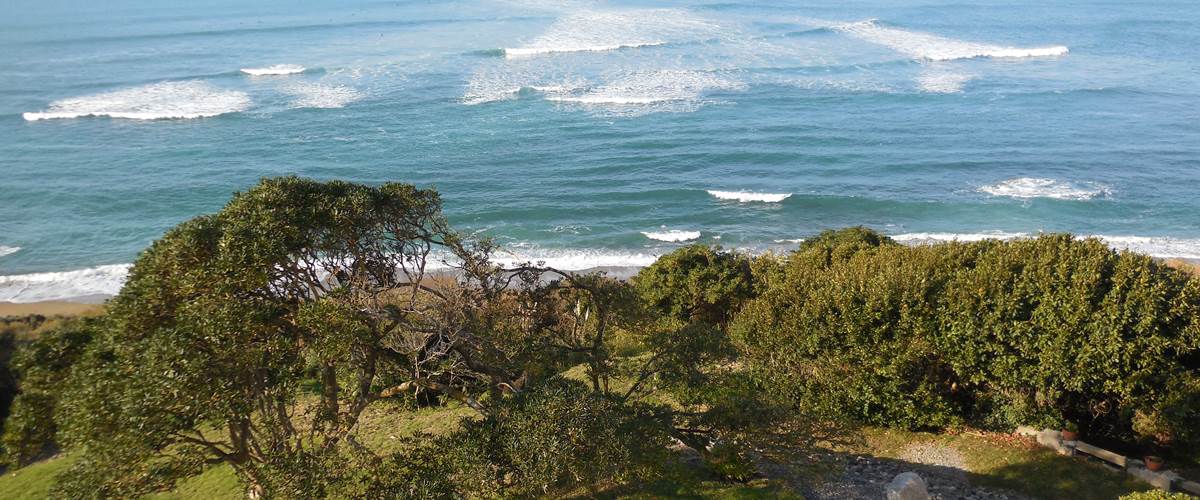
[1013,425,1039,436]
[886,472,930,500]
[1035,430,1072,454]
[1126,465,1177,491]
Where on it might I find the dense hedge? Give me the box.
[730,229,1200,447]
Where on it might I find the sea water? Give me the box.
[1,0,1198,302]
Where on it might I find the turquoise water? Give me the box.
[1,0,1199,301]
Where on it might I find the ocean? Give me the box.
[1,0,1198,302]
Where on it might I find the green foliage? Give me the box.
[1119,491,1197,500]
[2,318,98,466]
[2,393,56,467]
[453,377,671,495]
[634,245,754,325]
[796,226,898,267]
[732,228,1200,447]
[704,441,756,483]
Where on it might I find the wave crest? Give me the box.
[0,264,131,303]
[241,64,306,76]
[979,178,1110,200]
[890,232,1200,259]
[502,9,715,59]
[0,246,20,258]
[642,230,702,242]
[834,20,1068,61]
[23,81,250,121]
[708,190,792,203]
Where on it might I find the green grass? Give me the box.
[146,465,241,500]
[0,455,75,500]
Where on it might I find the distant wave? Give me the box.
[642,230,702,242]
[0,264,130,303]
[546,95,677,105]
[707,190,792,203]
[501,9,715,59]
[833,20,1068,61]
[23,81,250,121]
[437,248,660,270]
[979,178,1111,200]
[891,232,1200,259]
[0,246,20,258]
[891,232,1032,244]
[241,64,306,76]
[503,42,666,58]
[281,82,362,109]
[546,70,746,115]
[5,233,1199,303]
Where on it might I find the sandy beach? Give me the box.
[0,300,103,317]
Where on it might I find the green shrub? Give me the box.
[1119,491,1197,500]
[634,245,754,326]
[2,318,98,466]
[450,377,670,495]
[731,228,1200,446]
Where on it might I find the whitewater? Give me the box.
[2,0,1199,302]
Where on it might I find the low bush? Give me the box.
[732,228,1200,447]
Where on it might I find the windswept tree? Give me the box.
[49,177,491,497]
[28,177,832,498]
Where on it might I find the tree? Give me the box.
[49,177,495,498]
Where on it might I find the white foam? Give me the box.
[0,264,130,303]
[891,232,1032,244]
[502,9,715,59]
[438,248,661,270]
[281,82,362,109]
[0,246,19,258]
[708,190,792,203]
[917,70,974,93]
[979,178,1110,200]
[462,77,586,105]
[241,64,307,76]
[548,70,746,115]
[1093,236,1200,260]
[23,81,250,121]
[642,230,702,242]
[504,42,666,58]
[834,20,1068,62]
[890,232,1200,259]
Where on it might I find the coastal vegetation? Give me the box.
[1,177,1198,498]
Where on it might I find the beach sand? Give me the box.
[0,300,104,317]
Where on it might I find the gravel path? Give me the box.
[796,445,1028,500]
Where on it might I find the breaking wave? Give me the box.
[833,20,1068,61]
[979,178,1111,200]
[241,64,306,76]
[707,190,792,203]
[642,230,702,242]
[23,81,250,121]
[502,9,715,59]
[891,232,1200,259]
[0,264,131,303]
[504,42,665,58]
[546,70,745,115]
[0,246,20,258]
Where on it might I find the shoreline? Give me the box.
[4,258,1197,318]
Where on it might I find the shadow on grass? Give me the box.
[592,444,1152,500]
